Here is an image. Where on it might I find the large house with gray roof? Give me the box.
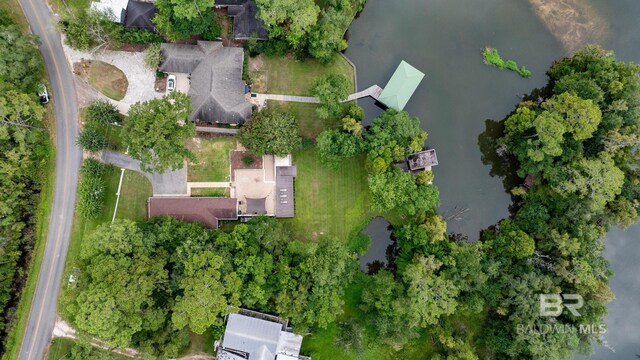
[159,41,252,125]
[217,311,309,360]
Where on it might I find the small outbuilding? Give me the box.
[125,0,157,31]
[378,60,425,111]
[407,149,438,171]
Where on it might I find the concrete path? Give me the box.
[17,0,83,358]
[100,151,188,196]
[253,85,383,108]
[196,126,239,135]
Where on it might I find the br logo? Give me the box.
[539,294,584,317]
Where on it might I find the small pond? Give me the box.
[358,217,395,274]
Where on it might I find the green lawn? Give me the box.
[249,54,355,96]
[267,101,342,139]
[282,148,371,242]
[187,137,236,182]
[47,338,130,360]
[88,61,128,101]
[191,188,229,197]
[58,166,151,321]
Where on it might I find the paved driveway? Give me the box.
[101,151,188,195]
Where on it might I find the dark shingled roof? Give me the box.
[125,0,157,30]
[407,149,438,171]
[148,197,238,229]
[215,0,269,40]
[245,197,267,215]
[275,166,296,218]
[159,41,252,125]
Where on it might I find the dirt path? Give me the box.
[528,0,608,54]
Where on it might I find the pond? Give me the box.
[346,0,640,358]
[358,217,394,274]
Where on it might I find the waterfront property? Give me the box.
[377,60,425,111]
[216,310,308,360]
[214,0,268,40]
[159,41,252,125]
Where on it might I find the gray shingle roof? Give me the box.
[159,41,252,124]
[125,0,157,30]
[221,314,282,360]
[215,0,269,40]
[275,166,296,218]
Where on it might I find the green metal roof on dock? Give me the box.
[378,60,425,111]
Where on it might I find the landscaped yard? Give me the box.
[58,166,151,318]
[267,101,342,139]
[282,148,371,242]
[248,54,355,95]
[88,61,128,101]
[186,136,236,182]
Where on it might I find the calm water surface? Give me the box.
[346,0,640,358]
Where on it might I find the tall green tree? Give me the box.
[238,110,302,157]
[310,74,351,119]
[0,25,42,91]
[255,0,320,47]
[123,92,195,173]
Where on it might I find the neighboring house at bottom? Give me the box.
[217,311,309,360]
[159,41,252,125]
[148,197,238,229]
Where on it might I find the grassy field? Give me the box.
[88,61,128,101]
[267,101,342,139]
[47,338,130,360]
[282,149,371,242]
[249,54,355,96]
[187,137,236,182]
[58,166,151,321]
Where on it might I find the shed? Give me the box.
[407,149,438,171]
[125,0,157,31]
[378,60,425,111]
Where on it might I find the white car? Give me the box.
[38,84,49,104]
[167,75,176,92]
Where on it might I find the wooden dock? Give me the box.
[252,84,383,108]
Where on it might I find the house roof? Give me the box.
[245,197,267,215]
[275,166,296,218]
[159,41,252,124]
[215,0,269,40]
[125,0,157,30]
[407,149,438,170]
[219,313,303,360]
[148,197,238,229]
[378,60,425,111]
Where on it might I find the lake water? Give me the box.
[346,0,640,358]
[358,217,394,273]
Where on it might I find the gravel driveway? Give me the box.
[62,41,163,113]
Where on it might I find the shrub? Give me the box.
[348,233,371,255]
[77,126,107,152]
[242,156,254,166]
[117,28,163,44]
[310,74,351,119]
[77,171,106,219]
[80,159,107,178]
[144,43,163,70]
[262,39,289,57]
[86,100,120,125]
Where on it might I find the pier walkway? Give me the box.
[252,85,383,108]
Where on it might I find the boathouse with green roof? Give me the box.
[378,60,425,111]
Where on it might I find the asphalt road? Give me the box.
[16,0,81,359]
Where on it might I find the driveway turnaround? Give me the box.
[101,151,188,195]
[17,0,82,359]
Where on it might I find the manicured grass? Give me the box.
[47,338,130,360]
[250,54,355,96]
[58,166,151,320]
[187,137,236,182]
[282,148,371,242]
[191,188,229,197]
[47,0,90,16]
[88,61,128,101]
[3,111,56,360]
[0,0,29,31]
[267,101,341,139]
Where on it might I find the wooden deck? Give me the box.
[252,84,383,108]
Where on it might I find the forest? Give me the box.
[0,9,51,353]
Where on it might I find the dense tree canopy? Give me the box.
[255,0,319,48]
[123,92,195,173]
[153,0,220,41]
[310,74,351,119]
[0,25,42,91]
[238,110,302,157]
